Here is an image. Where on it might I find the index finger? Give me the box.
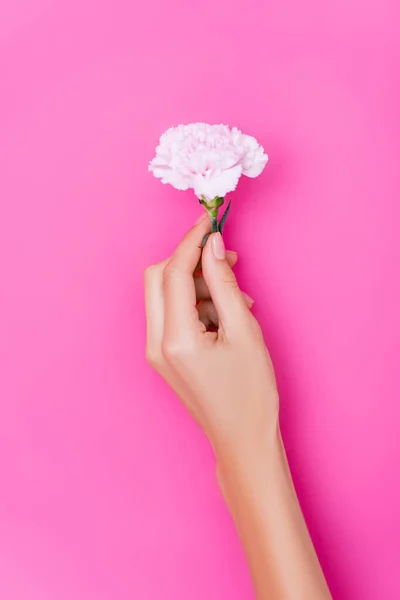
[163,213,210,343]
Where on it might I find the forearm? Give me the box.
[216,427,331,600]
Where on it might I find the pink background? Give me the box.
[1,1,399,598]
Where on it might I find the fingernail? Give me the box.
[195,212,208,225]
[212,233,226,260]
[242,292,254,306]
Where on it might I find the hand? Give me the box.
[144,213,279,458]
[144,215,332,600]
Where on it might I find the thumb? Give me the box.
[201,232,251,333]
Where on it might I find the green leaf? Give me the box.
[218,200,231,234]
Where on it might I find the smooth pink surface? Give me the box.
[1,1,399,598]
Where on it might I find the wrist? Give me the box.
[215,420,286,501]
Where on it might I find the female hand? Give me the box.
[144,213,279,458]
[144,214,332,600]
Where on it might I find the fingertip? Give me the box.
[194,211,208,225]
[193,212,211,234]
[211,232,226,260]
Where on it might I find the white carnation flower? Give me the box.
[149,123,268,238]
[149,123,268,201]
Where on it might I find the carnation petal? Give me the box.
[149,123,268,197]
[242,154,269,177]
[193,164,242,200]
[153,167,190,190]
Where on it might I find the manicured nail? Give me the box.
[242,292,254,306]
[212,233,226,260]
[195,212,208,224]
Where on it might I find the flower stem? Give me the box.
[199,196,226,247]
[200,195,224,233]
[209,209,219,233]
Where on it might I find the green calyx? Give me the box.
[200,196,224,232]
[199,196,231,247]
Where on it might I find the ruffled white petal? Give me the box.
[149,123,268,200]
[193,165,243,199]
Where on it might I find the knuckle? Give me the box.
[162,340,181,363]
[143,264,159,282]
[235,313,263,344]
[162,338,195,365]
[145,346,164,370]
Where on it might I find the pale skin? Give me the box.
[144,212,332,600]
